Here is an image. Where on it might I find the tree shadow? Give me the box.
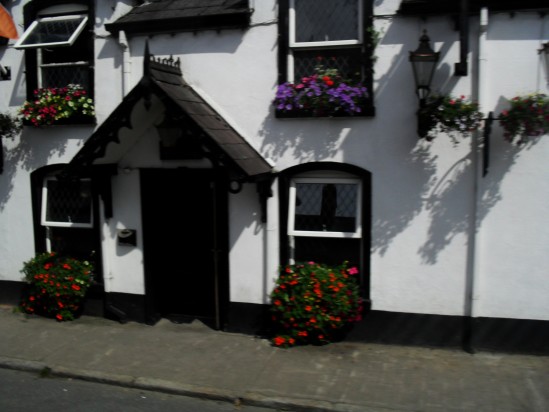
[417,128,540,264]
[258,109,352,163]
[371,139,439,256]
[0,128,74,211]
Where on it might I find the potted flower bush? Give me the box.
[421,94,483,141]
[20,84,95,127]
[498,93,549,144]
[274,65,369,117]
[20,252,94,321]
[270,261,363,347]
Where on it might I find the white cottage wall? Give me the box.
[104,170,144,294]
[0,0,547,333]
[474,13,549,321]
[228,183,266,304]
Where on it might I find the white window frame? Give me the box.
[289,0,363,48]
[14,14,88,49]
[41,178,93,229]
[287,177,362,239]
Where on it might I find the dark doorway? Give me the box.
[141,168,227,328]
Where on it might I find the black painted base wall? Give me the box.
[104,292,148,324]
[2,280,548,354]
[225,302,549,355]
[0,280,24,306]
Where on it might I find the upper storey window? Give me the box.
[15,14,88,48]
[278,0,374,117]
[289,0,363,81]
[16,1,93,99]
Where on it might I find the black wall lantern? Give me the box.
[409,30,440,137]
[155,114,203,160]
[540,42,549,84]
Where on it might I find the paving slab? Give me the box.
[0,306,548,412]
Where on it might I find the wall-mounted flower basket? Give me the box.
[498,93,549,144]
[273,66,370,118]
[20,84,95,127]
[421,95,483,142]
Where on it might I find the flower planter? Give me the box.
[20,252,94,321]
[20,85,95,128]
[421,95,483,141]
[499,93,549,143]
[274,66,370,119]
[270,261,363,347]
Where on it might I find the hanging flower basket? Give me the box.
[20,84,95,127]
[274,65,369,118]
[421,94,483,141]
[498,93,549,144]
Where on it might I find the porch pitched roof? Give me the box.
[63,44,272,180]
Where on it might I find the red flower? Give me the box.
[56,314,63,320]
[63,264,71,270]
[44,263,52,270]
[273,336,286,346]
[71,284,80,291]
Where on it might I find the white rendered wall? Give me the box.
[473,12,549,320]
[228,183,267,304]
[1,0,548,323]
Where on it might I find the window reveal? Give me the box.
[41,178,93,228]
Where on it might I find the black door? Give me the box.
[141,168,225,327]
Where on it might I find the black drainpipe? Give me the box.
[455,0,469,76]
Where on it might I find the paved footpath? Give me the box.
[0,306,548,412]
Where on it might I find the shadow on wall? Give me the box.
[0,129,74,211]
[258,112,352,163]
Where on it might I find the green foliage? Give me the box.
[270,261,362,348]
[20,252,93,321]
[422,95,483,142]
[499,93,549,144]
[20,84,95,127]
[0,111,22,139]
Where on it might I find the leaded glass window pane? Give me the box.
[295,0,359,43]
[15,15,87,48]
[294,182,358,233]
[41,65,89,89]
[293,48,363,82]
[43,179,93,227]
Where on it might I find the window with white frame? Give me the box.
[16,2,93,95]
[31,166,102,284]
[287,0,365,82]
[41,178,93,228]
[287,177,362,265]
